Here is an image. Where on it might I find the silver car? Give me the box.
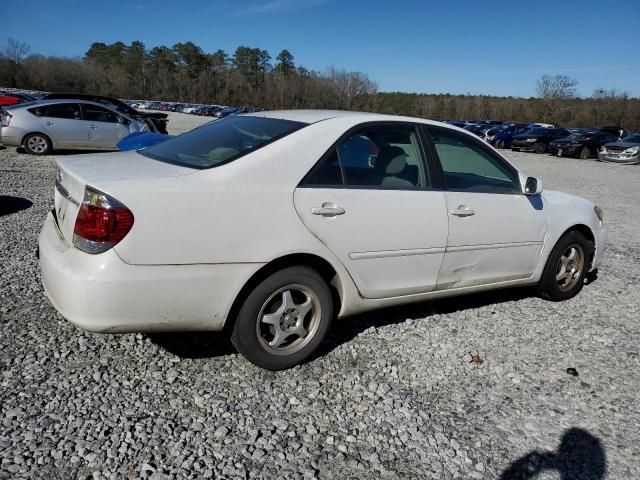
[0,99,148,155]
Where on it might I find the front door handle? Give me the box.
[46,121,54,126]
[89,125,98,129]
[311,203,345,217]
[449,205,475,217]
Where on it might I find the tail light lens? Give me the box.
[1,111,11,127]
[73,186,134,254]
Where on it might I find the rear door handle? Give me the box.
[311,203,345,217]
[449,205,475,217]
[46,121,54,126]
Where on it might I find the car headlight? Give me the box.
[526,138,537,143]
[594,206,604,222]
[623,146,639,154]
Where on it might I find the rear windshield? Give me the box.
[139,116,306,168]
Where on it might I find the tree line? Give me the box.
[1,38,638,130]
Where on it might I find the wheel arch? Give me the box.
[223,253,344,332]
[558,223,596,266]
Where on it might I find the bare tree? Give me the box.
[4,38,31,87]
[536,74,578,123]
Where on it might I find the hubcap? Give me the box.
[256,284,321,355]
[555,244,585,292]
[27,136,47,153]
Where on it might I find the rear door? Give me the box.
[294,123,449,299]
[80,104,130,148]
[31,103,87,148]
[424,126,548,289]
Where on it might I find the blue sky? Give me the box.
[4,0,640,97]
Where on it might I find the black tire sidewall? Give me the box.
[535,142,546,154]
[579,147,590,159]
[539,231,594,301]
[23,133,52,155]
[231,266,333,370]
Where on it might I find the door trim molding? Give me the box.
[349,247,446,260]
[446,241,542,253]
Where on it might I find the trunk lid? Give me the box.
[53,150,195,245]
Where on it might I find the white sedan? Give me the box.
[39,110,608,370]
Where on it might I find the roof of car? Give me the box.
[243,109,400,124]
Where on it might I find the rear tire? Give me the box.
[231,266,333,370]
[538,230,594,301]
[23,133,52,155]
[495,140,504,149]
[534,142,546,154]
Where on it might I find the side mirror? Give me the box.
[524,176,543,195]
[118,116,131,125]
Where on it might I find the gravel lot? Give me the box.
[1,112,639,479]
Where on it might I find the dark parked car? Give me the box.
[476,120,503,125]
[443,120,468,128]
[463,123,494,137]
[598,126,628,140]
[41,93,168,134]
[598,133,640,164]
[548,131,619,159]
[492,124,530,148]
[511,128,571,153]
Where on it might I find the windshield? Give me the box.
[565,133,587,141]
[621,135,640,143]
[139,115,306,168]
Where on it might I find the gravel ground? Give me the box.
[1,113,639,479]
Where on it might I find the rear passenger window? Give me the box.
[33,103,81,120]
[301,125,428,189]
[82,104,118,123]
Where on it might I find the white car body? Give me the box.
[39,110,607,335]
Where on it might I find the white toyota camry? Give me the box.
[39,110,608,370]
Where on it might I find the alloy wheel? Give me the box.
[27,135,48,154]
[256,284,321,356]
[555,244,585,292]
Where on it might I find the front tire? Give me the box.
[23,133,52,155]
[578,146,591,159]
[534,142,546,154]
[231,266,334,370]
[538,231,594,301]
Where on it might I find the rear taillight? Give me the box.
[1,111,11,127]
[73,186,134,254]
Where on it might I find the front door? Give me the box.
[425,126,548,289]
[294,123,449,299]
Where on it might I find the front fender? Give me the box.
[534,190,607,278]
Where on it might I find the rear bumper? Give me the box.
[39,212,263,333]
[0,126,23,147]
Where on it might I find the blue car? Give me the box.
[493,124,530,149]
[117,132,173,151]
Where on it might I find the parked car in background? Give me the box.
[463,123,494,137]
[476,120,503,126]
[39,110,607,370]
[492,124,530,149]
[598,126,628,140]
[549,131,619,159]
[42,93,168,134]
[484,125,508,144]
[528,123,555,129]
[117,132,173,151]
[598,133,640,164]
[443,120,467,128]
[0,92,35,106]
[0,99,148,155]
[512,128,571,153]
